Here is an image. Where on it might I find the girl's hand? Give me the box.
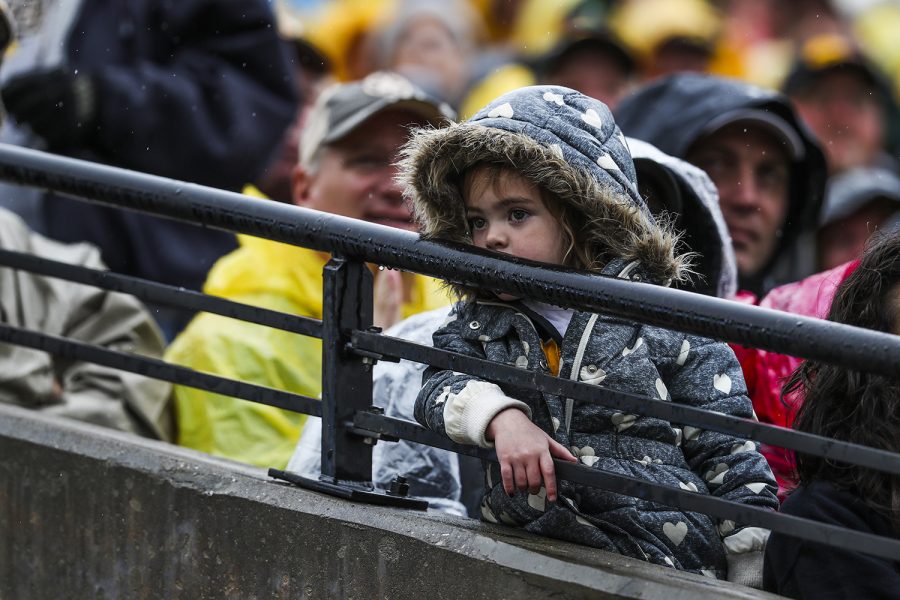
[486,407,577,502]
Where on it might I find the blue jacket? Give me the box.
[0,0,299,334]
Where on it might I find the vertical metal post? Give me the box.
[320,256,374,485]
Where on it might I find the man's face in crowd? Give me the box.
[292,108,428,231]
[817,198,898,271]
[687,123,791,278]
[792,71,883,174]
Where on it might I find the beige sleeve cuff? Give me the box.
[442,380,531,448]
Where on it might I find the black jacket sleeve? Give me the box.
[764,482,900,599]
[79,0,299,190]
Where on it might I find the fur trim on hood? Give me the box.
[399,86,690,296]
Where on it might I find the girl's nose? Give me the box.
[485,226,507,250]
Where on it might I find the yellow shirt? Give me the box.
[166,234,449,468]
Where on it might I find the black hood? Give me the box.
[615,74,827,292]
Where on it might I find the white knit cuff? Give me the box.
[726,550,765,588]
[442,380,531,448]
[722,526,770,554]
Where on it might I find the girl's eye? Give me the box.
[510,208,529,222]
[468,217,486,231]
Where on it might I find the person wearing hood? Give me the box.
[286,135,741,520]
[615,73,828,296]
[404,85,777,584]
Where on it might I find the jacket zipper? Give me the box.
[566,313,599,434]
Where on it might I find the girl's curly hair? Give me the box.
[783,228,900,530]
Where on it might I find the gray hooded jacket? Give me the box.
[403,86,778,580]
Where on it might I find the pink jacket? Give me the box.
[731,260,859,497]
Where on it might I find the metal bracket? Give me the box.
[343,342,401,365]
[268,469,429,511]
[344,407,400,444]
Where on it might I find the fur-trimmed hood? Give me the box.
[399,85,689,288]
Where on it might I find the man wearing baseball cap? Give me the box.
[616,73,827,295]
[166,72,455,469]
[783,33,899,176]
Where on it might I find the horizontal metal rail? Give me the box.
[354,411,900,562]
[350,330,900,477]
[0,324,321,417]
[0,249,322,338]
[0,144,897,376]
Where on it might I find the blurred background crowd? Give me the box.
[270,0,900,278]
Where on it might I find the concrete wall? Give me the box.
[0,404,780,599]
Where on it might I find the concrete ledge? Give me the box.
[0,404,781,599]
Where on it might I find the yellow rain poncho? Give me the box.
[166,234,450,468]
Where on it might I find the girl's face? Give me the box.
[464,168,568,267]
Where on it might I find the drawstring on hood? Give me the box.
[399,85,691,297]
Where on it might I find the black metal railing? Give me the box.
[1,143,900,565]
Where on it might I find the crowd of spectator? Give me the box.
[0,0,899,597]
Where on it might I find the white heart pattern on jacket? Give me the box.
[683,426,702,441]
[543,91,565,106]
[730,441,756,454]
[678,480,699,493]
[596,152,620,171]
[575,445,601,466]
[713,373,732,394]
[704,463,729,485]
[655,378,668,400]
[663,521,688,546]
[579,364,607,385]
[622,337,643,356]
[611,412,637,431]
[488,102,514,119]
[527,487,547,511]
[744,482,769,494]
[575,515,598,528]
[676,339,690,366]
[581,108,603,128]
[635,455,661,466]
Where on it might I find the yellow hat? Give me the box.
[609,0,720,61]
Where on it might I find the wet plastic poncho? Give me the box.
[288,307,464,516]
[166,235,449,469]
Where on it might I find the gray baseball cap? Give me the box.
[699,108,805,161]
[820,167,900,227]
[299,71,456,167]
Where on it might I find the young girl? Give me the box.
[402,86,778,582]
[764,229,900,597]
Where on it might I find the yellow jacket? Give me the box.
[165,234,449,468]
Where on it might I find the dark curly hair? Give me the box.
[783,228,900,530]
